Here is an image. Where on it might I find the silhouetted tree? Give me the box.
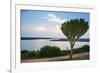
[61,18,89,59]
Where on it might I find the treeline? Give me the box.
[21,45,89,59]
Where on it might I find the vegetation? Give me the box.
[21,50,29,59]
[21,50,36,59]
[73,45,89,54]
[21,45,89,59]
[61,18,89,59]
[37,46,62,58]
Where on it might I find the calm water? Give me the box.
[21,39,89,51]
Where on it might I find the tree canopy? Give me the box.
[61,18,89,59]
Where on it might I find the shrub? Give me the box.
[61,50,70,56]
[38,46,62,58]
[21,50,36,59]
[28,51,36,58]
[21,50,29,59]
[73,45,89,54]
[61,45,89,56]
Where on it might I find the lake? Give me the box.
[21,38,89,51]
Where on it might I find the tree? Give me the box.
[61,18,89,59]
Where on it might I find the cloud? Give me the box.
[35,26,47,32]
[21,14,67,37]
[47,14,66,27]
[34,26,62,34]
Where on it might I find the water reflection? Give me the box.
[21,39,89,51]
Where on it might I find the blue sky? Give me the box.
[21,10,90,38]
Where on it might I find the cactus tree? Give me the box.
[61,18,89,59]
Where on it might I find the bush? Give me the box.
[61,50,70,56]
[21,50,36,59]
[61,45,89,56]
[73,45,89,54]
[37,46,62,58]
[21,50,29,59]
[28,51,36,58]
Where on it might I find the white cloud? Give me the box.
[33,13,67,34]
[47,14,66,27]
[35,26,47,32]
[22,14,67,36]
[22,24,62,34]
[34,26,62,34]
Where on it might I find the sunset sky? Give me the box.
[21,10,90,38]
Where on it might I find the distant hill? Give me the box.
[21,37,89,42]
[21,37,52,40]
[50,38,89,42]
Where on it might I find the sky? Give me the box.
[21,10,90,38]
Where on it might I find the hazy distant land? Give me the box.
[21,37,89,42]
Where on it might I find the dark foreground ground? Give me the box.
[21,52,89,63]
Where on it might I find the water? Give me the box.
[21,39,89,51]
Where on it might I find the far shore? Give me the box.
[21,52,89,63]
[21,37,89,42]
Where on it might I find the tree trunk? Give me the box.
[70,46,73,59]
[69,41,75,59]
